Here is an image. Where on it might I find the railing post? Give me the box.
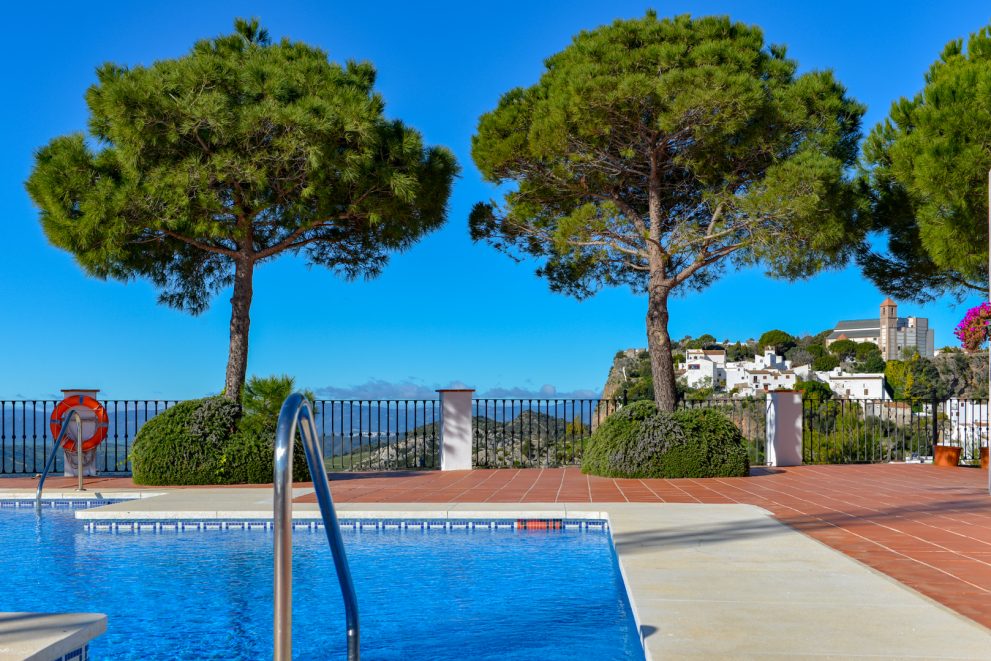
[437,389,474,471]
[931,396,940,452]
[766,391,803,467]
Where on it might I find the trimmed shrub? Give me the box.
[580,400,658,477]
[131,398,238,485]
[664,408,749,478]
[131,395,311,485]
[581,404,749,478]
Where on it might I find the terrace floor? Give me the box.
[6,463,991,632]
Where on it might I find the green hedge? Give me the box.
[581,402,749,478]
[130,396,311,485]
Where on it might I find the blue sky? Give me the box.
[2,1,989,400]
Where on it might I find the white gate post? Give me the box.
[437,389,474,471]
[766,391,803,467]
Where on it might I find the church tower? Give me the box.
[879,298,897,360]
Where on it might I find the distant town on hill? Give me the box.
[602,328,988,403]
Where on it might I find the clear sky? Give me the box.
[2,1,989,400]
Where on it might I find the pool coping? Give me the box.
[0,612,106,661]
[9,491,991,659]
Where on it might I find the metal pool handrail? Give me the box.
[36,410,85,507]
[273,393,359,661]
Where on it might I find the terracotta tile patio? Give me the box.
[6,463,991,630]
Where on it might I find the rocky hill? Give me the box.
[928,352,988,398]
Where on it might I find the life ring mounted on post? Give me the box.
[49,395,109,452]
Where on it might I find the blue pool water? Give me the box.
[0,504,643,660]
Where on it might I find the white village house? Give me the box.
[679,348,888,399]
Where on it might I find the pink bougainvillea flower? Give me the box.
[954,302,991,352]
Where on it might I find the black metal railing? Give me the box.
[7,394,981,475]
[1,400,179,475]
[471,397,625,468]
[802,397,989,464]
[315,399,439,471]
[677,397,768,465]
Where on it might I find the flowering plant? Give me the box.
[954,302,991,352]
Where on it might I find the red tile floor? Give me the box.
[10,463,991,630]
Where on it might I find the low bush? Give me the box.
[130,397,239,485]
[579,400,658,477]
[581,403,749,479]
[131,375,313,485]
[664,408,749,478]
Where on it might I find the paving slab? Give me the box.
[598,503,991,660]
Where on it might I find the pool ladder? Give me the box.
[36,410,86,507]
[273,393,359,661]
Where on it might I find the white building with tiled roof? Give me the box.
[815,368,889,399]
[826,298,933,360]
[682,348,804,397]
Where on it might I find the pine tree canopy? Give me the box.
[470,12,865,299]
[469,12,864,409]
[26,18,458,314]
[859,25,991,301]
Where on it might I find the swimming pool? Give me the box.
[0,503,643,660]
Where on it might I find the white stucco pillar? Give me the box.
[437,389,474,471]
[60,388,101,477]
[766,391,803,467]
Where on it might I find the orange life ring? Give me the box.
[49,395,109,452]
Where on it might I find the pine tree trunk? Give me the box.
[223,256,254,402]
[646,286,678,412]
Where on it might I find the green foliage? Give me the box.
[858,24,991,301]
[470,12,864,408]
[243,374,314,420]
[131,398,239,485]
[726,342,752,362]
[884,360,910,399]
[855,342,881,360]
[812,354,840,371]
[131,391,311,486]
[857,354,887,373]
[665,409,750,478]
[885,356,949,402]
[758,330,796,353]
[806,344,826,359]
[828,339,859,360]
[26,19,457,400]
[685,334,718,350]
[581,402,749,478]
[580,400,659,477]
[907,357,947,400]
[795,379,832,401]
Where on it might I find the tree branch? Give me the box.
[160,229,238,257]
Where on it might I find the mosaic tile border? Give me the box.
[1,498,125,509]
[53,644,88,661]
[83,518,609,533]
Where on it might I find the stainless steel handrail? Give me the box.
[274,393,359,661]
[36,410,86,507]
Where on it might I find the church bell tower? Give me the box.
[879,298,897,360]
